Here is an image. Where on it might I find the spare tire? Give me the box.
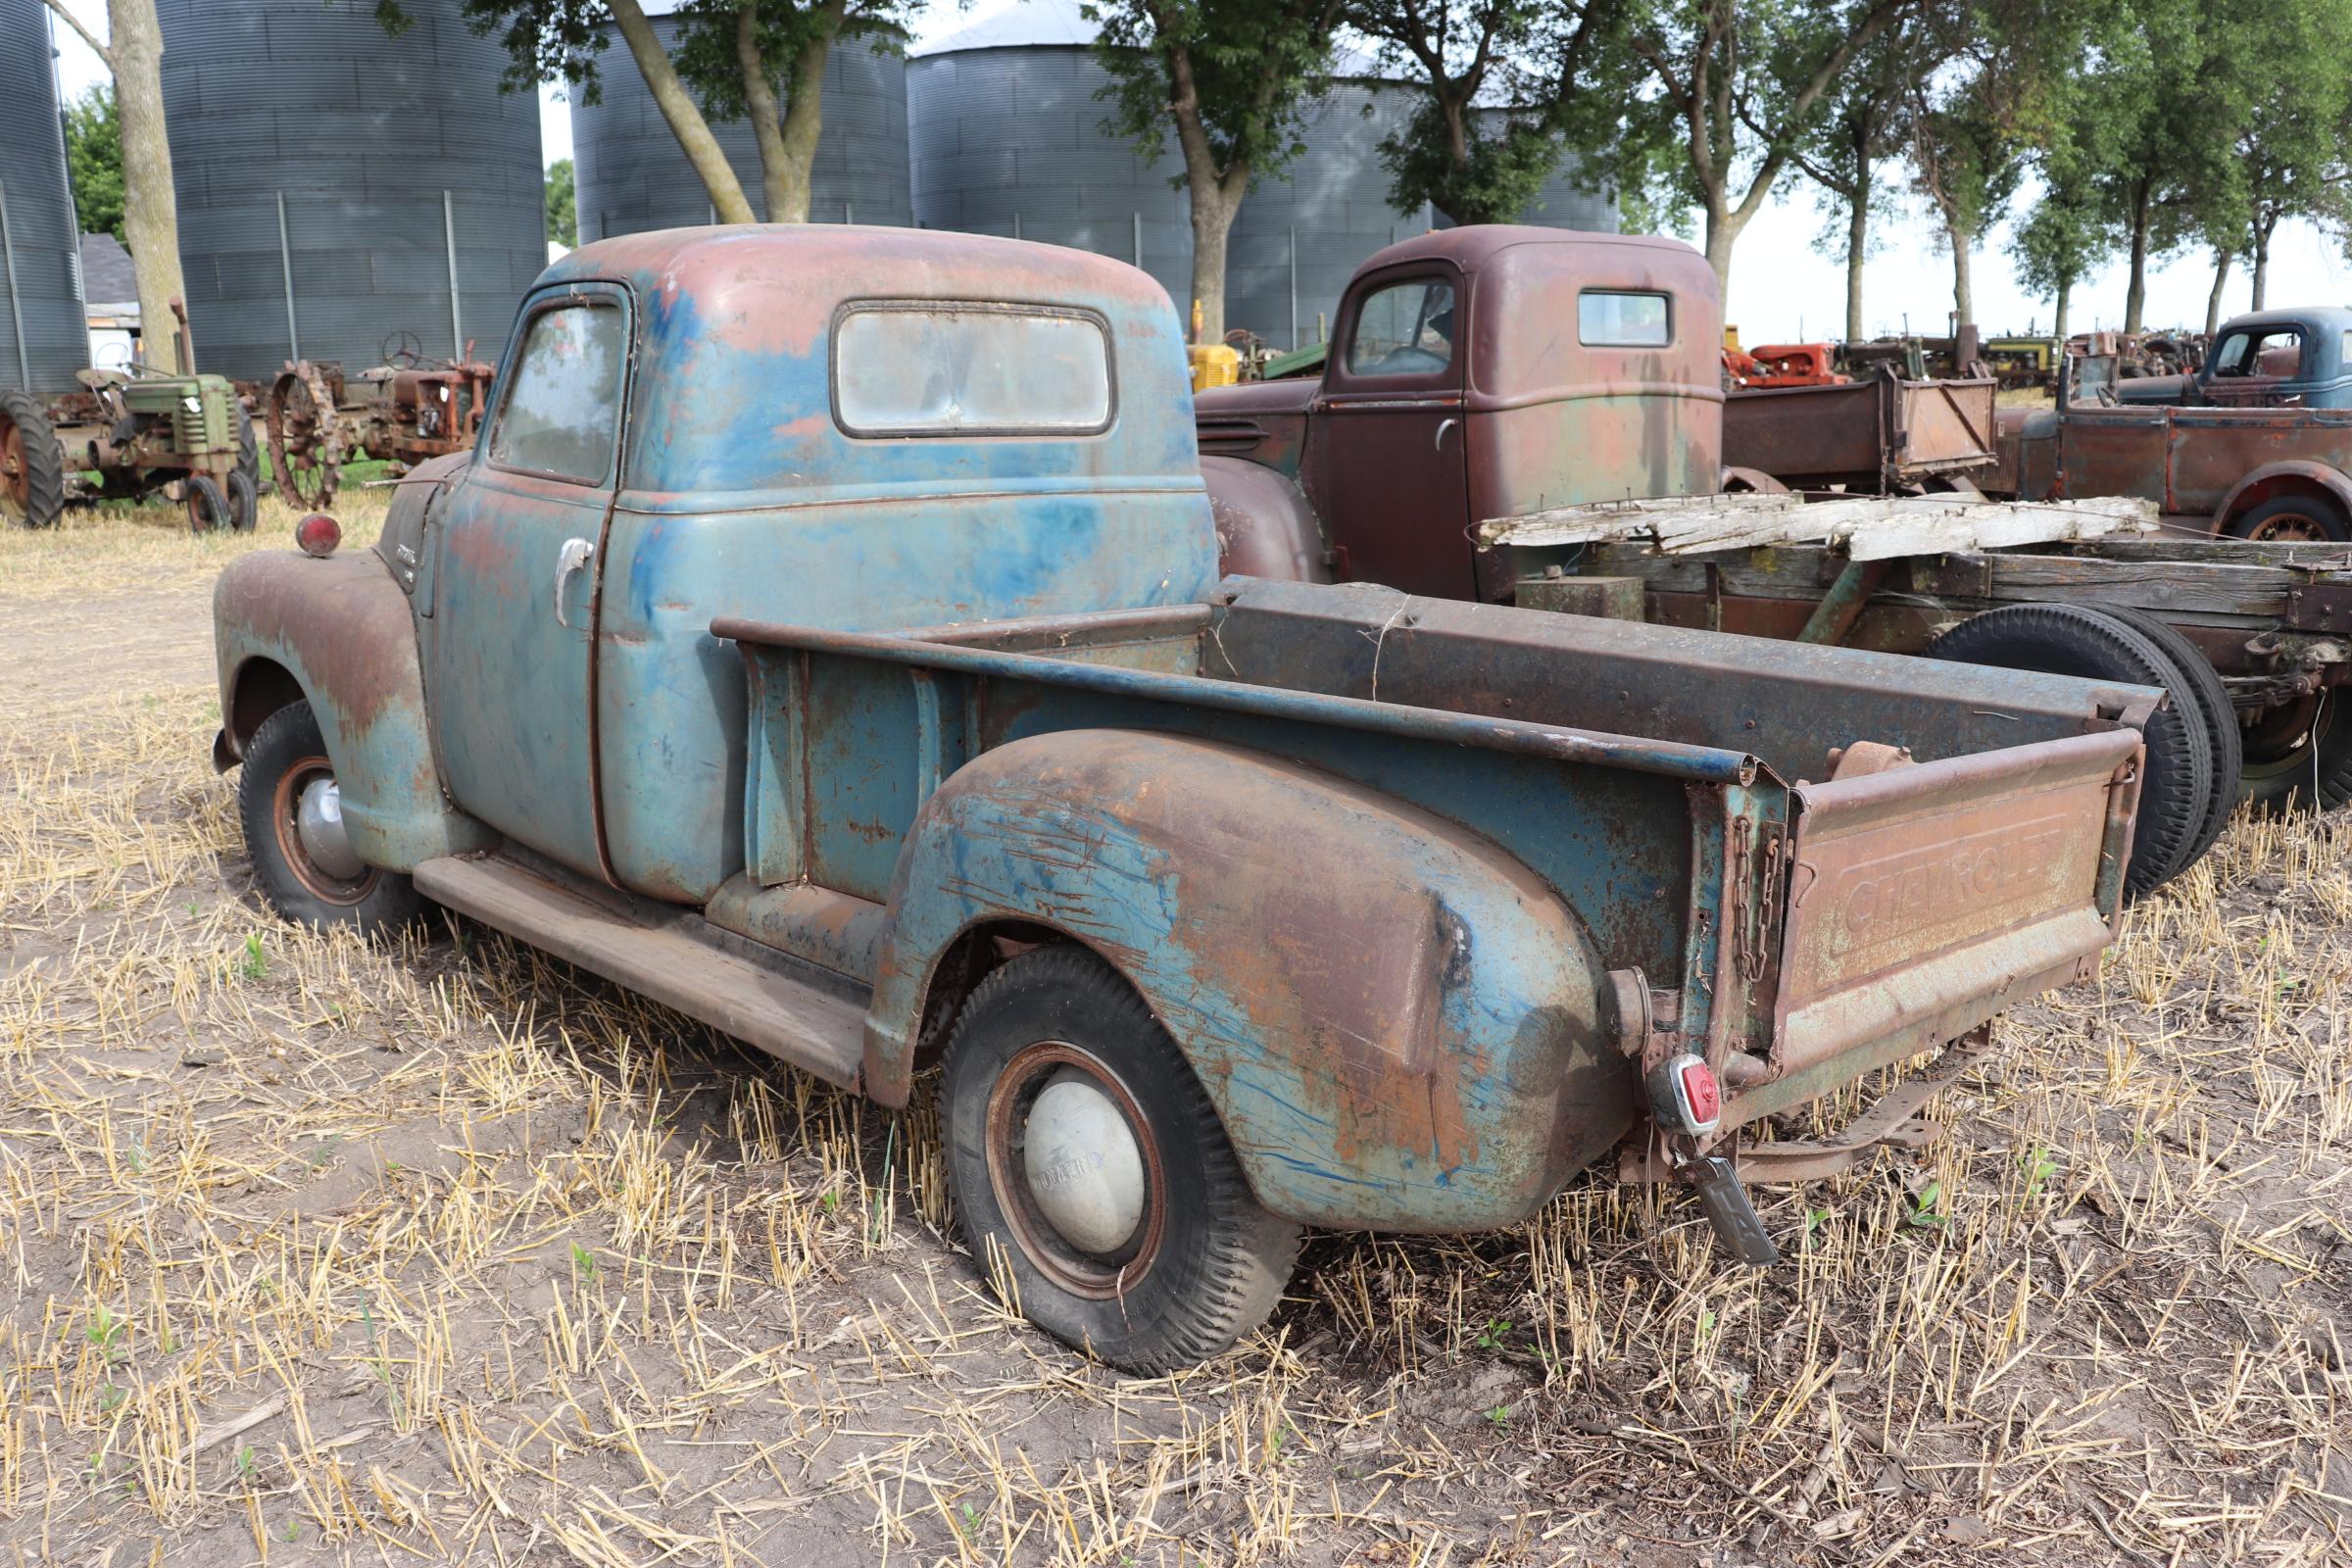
[1925,604,2215,898]
[2095,606,2240,867]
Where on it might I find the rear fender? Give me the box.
[1200,454,1331,583]
[212,550,492,869]
[861,729,1634,1231]
[2212,460,2352,534]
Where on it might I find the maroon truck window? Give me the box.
[1579,290,1672,347]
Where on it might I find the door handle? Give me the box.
[553,536,595,627]
[1434,416,1458,450]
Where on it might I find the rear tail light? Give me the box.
[1646,1053,1722,1137]
[295,513,342,558]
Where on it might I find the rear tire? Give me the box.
[2226,493,2349,543]
[1926,603,2215,897]
[237,700,423,935]
[2239,691,2352,814]
[0,388,67,529]
[2095,607,2240,864]
[942,945,1302,1373]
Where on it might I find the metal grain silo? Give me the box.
[0,0,89,393]
[907,0,1192,314]
[156,0,546,382]
[1226,57,1619,350]
[572,8,910,237]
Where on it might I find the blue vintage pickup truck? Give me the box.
[212,228,2150,1371]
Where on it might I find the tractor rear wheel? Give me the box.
[0,389,68,529]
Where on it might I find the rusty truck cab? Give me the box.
[1197,226,1722,600]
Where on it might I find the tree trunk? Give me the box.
[2251,213,2275,311]
[1188,187,1241,344]
[1949,222,1975,330]
[772,27,833,223]
[2204,249,2233,338]
[2053,275,2070,342]
[1702,203,1743,301]
[2123,180,2151,334]
[611,0,756,224]
[107,0,186,369]
[1843,179,1869,343]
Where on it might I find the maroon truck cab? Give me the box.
[1197,226,1723,599]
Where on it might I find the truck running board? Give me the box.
[414,856,867,1089]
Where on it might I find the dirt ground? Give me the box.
[1,499,2346,1567]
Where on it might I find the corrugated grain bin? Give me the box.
[0,0,92,394]
[573,11,910,236]
[907,0,1191,315]
[157,0,546,380]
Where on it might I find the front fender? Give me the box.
[1200,454,1331,583]
[2211,459,2352,534]
[213,550,492,870]
[862,729,1633,1232]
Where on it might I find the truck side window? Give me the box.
[1348,279,1455,375]
[487,303,626,483]
[2213,327,2301,378]
[1579,291,1672,347]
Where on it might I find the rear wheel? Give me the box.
[2096,607,2241,863]
[942,945,1302,1373]
[1925,603,2216,897]
[2238,692,2352,813]
[0,389,67,529]
[2226,493,2349,542]
[236,701,423,934]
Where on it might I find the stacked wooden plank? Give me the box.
[1478,492,2159,561]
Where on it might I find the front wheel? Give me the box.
[237,700,423,934]
[942,945,1302,1373]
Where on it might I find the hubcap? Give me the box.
[984,1042,1166,1298]
[1021,1076,1147,1255]
[296,776,365,881]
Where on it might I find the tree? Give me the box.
[39,1,187,368]
[389,0,915,225]
[1348,0,1635,227]
[2008,143,2106,338]
[545,158,577,247]
[1086,0,1346,343]
[2222,0,2352,310]
[1788,24,1914,341]
[1620,0,1920,294]
[62,84,125,246]
[2084,0,2237,332]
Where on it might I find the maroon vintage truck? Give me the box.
[1199,228,2352,864]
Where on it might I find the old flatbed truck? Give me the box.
[213,228,2148,1371]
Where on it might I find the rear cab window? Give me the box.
[1579,290,1672,347]
[486,301,627,483]
[833,304,1112,436]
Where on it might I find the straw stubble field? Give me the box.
[0,500,2345,1566]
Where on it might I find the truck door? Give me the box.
[1312,266,1472,598]
[428,286,631,884]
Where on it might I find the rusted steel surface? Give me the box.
[267,348,497,499]
[266,360,345,506]
[1198,225,1722,601]
[1723,373,1997,491]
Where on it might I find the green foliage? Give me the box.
[1084,0,1345,196]
[667,1,916,125]
[1348,1,1639,227]
[545,158,577,247]
[64,85,124,245]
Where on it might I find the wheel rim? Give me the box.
[984,1042,1165,1300]
[2240,691,2335,784]
[269,365,343,508]
[271,754,377,904]
[185,480,221,533]
[2242,507,2334,542]
[0,414,25,524]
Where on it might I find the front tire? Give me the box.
[237,701,422,934]
[942,945,1302,1373]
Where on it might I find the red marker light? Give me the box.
[1646,1052,1723,1137]
[295,513,342,558]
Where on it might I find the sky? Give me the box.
[41,0,2352,342]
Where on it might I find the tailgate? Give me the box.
[1769,729,2140,1081]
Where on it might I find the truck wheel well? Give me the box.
[2226,473,2349,528]
[909,919,1118,1073]
[227,659,306,749]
